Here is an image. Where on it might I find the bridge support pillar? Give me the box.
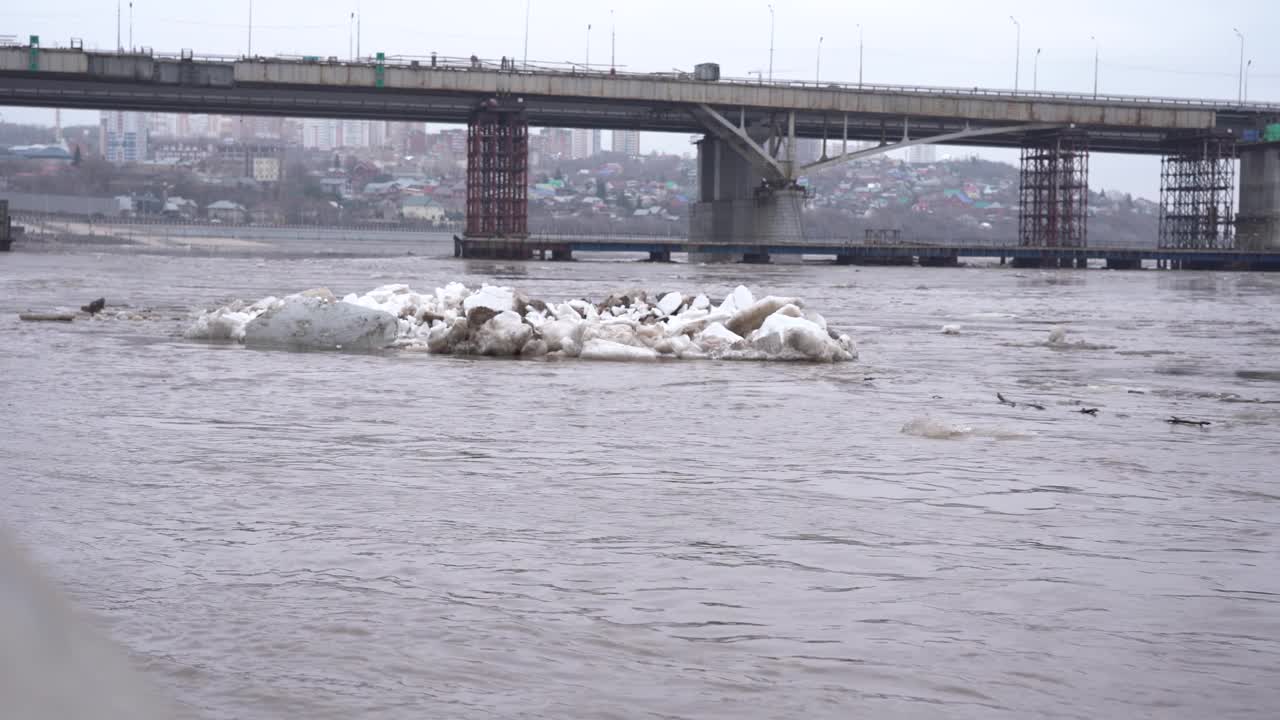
[689,136,804,263]
[1237,142,1280,250]
[1159,132,1235,251]
[1018,130,1089,253]
[464,97,528,257]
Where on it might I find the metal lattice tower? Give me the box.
[465,98,529,239]
[1018,131,1090,248]
[1158,133,1236,249]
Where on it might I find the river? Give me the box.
[2,236,1278,719]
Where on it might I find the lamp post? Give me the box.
[611,9,616,71]
[857,23,863,87]
[128,2,133,52]
[1033,47,1042,92]
[349,12,354,61]
[247,0,253,56]
[1245,58,1252,103]
[767,4,775,83]
[1091,35,1099,99]
[816,35,823,84]
[1233,28,1244,103]
[585,23,591,70]
[1010,15,1020,93]
[523,0,531,69]
[116,0,121,52]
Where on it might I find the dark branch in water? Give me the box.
[997,393,1045,410]
[1167,417,1211,427]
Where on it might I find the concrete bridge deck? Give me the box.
[458,235,1280,271]
[2,46,1277,152]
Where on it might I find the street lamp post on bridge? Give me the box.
[1091,35,1099,99]
[1010,16,1020,93]
[816,35,823,84]
[857,23,863,88]
[1034,48,1042,92]
[767,4,775,83]
[1233,28,1245,103]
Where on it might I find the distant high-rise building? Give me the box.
[147,113,176,138]
[571,128,601,159]
[611,130,640,156]
[302,118,340,151]
[99,111,149,163]
[541,128,573,159]
[907,144,938,165]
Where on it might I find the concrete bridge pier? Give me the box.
[688,135,806,264]
[1237,143,1280,251]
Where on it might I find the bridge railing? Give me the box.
[9,41,1279,113]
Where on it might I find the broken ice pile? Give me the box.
[185,283,857,362]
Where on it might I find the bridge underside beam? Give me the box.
[690,104,788,182]
[465,98,528,240]
[1158,132,1236,250]
[1019,130,1089,251]
[801,122,1061,175]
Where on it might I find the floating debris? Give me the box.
[997,392,1046,411]
[1167,417,1211,427]
[18,313,75,322]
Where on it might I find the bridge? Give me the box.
[2,40,1279,266]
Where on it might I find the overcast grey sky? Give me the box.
[2,0,1275,197]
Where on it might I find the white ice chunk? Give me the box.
[474,310,532,356]
[725,296,803,337]
[185,296,282,342]
[941,324,962,335]
[579,339,660,361]
[435,282,471,308]
[540,319,582,353]
[242,295,399,351]
[523,309,550,329]
[690,294,711,311]
[552,302,583,322]
[746,312,853,362]
[656,292,684,316]
[462,284,515,315]
[697,322,744,349]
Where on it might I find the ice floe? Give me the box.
[186,283,858,362]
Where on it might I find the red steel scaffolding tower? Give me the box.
[465,97,529,239]
[1018,131,1090,248]
[1158,132,1235,249]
